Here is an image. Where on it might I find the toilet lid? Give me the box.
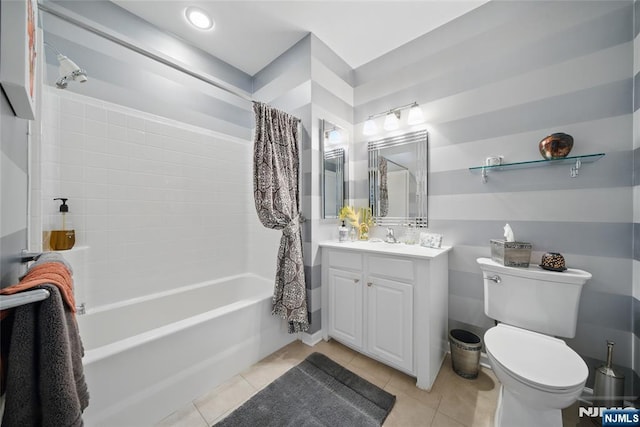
[485,325,588,391]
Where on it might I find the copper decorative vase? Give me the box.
[539,133,573,159]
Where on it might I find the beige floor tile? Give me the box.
[383,385,437,426]
[193,375,256,424]
[386,371,442,410]
[185,341,503,427]
[431,411,467,427]
[155,403,208,427]
[311,339,359,365]
[431,359,498,427]
[436,391,496,427]
[347,353,396,386]
[272,339,316,364]
[240,352,296,390]
[347,362,392,389]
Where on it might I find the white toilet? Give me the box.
[477,257,592,427]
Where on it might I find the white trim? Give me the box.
[299,330,323,347]
[480,351,492,369]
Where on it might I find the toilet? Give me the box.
[477,257,592,427]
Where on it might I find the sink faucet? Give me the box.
[385,227,398,243]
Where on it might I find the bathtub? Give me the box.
[77,274,296,426]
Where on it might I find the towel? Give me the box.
[0,261,77,320]
[0,257,85,420]
[1,284,89,427]
[20,252,74,279]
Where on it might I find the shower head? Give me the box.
[55,53,87,89]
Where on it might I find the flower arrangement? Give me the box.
[339,206,374,240]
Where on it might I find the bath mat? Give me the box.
[215,352,396,427]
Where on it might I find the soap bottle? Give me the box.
[338,220,348,242]
[349,226,357,242]
[50,198,75,250]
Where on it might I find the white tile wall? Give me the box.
[40,88,259,309]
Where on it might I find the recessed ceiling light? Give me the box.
[184,6,214,31]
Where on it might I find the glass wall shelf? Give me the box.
[469,153,605,183]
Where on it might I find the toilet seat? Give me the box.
[485,324,588,392]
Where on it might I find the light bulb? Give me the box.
[327,129,342,144]
[383,111,399,131]
[363,118,378,136]
[185,7,214,30]
[407,104,424,125]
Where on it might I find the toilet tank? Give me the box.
[477,257,591,338]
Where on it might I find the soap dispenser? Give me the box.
[50,198,75,250]
[338,220,348,242]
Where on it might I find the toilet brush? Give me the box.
[593,340,624,408]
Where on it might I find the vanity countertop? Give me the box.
[319,240,451,259]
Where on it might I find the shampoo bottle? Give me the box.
[50,198,75,250]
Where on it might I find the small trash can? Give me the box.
[449,329,482,379]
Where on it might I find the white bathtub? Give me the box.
[77,274,296,426]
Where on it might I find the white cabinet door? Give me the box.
[366,276,413,372]
[328,268,363,349]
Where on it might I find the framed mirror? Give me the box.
[368,130,428,227]
[321,119,348,219]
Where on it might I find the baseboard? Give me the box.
[299,330,323,346]
[480,351,491,369]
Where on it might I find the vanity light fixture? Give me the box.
[325,128,342,144]
[362,102,424,135]
[407,103,425,125]
[185,6,214,30]
[363,117,378,136]
[383,111,400,131]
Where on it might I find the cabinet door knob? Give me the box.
[353,279,360,284]
[367,282,373,287]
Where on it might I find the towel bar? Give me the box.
[20,250,42,263]
[0,289,51,310]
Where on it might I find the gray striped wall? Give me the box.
[308,35,354,335]
[252,34,355,336]
[353,0,637,396]
[251,36,313,321]
[633,0,640,398]
[26,0,639,394]
[0,91,29,288]
[43,1,253,140]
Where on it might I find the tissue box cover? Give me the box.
[490,239,532,268]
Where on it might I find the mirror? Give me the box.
[321,119,348,219]
[368,130,428,226]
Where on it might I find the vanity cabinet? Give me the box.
[321,241,450,390]
[365,275,413,371]
[327,268,363,348]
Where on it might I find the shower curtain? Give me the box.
[252,102,309,333]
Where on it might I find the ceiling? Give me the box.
[111,1,488,76]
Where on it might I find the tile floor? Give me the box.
[156,339,593,427]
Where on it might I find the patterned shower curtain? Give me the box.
[252,102,309,333]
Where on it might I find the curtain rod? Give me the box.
[38,2,254,103]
